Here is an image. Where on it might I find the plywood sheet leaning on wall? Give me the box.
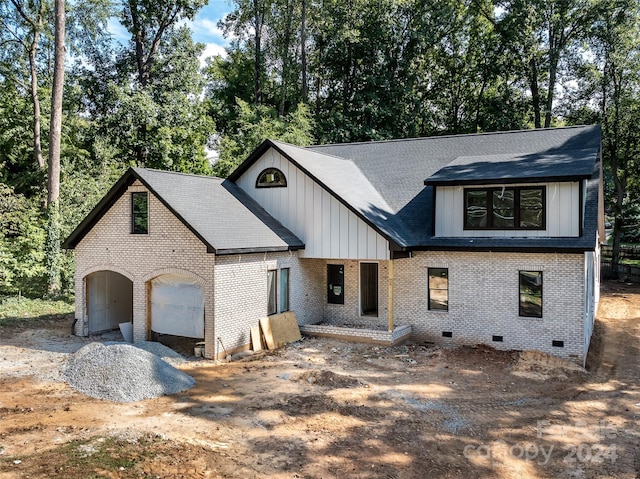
[251,325,264,351]
[259,312,302,350]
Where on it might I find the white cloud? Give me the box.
[200,43,227,67]
[191,17,227,41]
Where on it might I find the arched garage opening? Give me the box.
[149,274,205,340]
[86,271,133,334]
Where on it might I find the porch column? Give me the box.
[388,259,394,331]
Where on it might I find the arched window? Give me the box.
[256,168,287,188]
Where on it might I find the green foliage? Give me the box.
[80,26,214,174]
[213,100,314,177]
[45,201,62,297]
[0,295,73,325]
[0,184,47,296]
[213,0,538,142]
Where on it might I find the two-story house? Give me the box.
[63,125,603,365]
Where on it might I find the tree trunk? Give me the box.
[253,0,263,105]
[544,50,560,128]
[279,0,293,117]
[46,0,66,297]
[28,33,44,170]
[48,0,65,205]
[300,0,308,102]
[529,57,542,129]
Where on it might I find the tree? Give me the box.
[80,5,213,173]
[492,0,599,128]
[48,0,65,206]
[120,0,208,167]
[594,2,640,272]
[212,99,314,178]
[44,0,65,296]
[0,0,49,170]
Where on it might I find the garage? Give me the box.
[86,271,133,333]
[149,274,205,339]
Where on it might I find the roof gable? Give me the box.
[63,168,304,254]
[229,139,409,248]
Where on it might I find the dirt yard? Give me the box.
[0,281,639,478]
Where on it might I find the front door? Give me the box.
[327,264,344,304]
[360,263,378,316]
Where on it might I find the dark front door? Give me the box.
[360,263,378,316]
[327,264,344,304]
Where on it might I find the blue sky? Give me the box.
[190,0,233,60]
[107,0,233,63]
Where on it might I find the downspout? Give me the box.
[388,258,394,331]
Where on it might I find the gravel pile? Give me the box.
[132,341,189,366]
[63,342,195,402]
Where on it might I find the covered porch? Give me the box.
[295,258,412,346]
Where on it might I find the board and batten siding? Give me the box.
[235,148,389,260]
[434,182,581,237]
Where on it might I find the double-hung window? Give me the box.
[464,187,544,230]
[267,270,277,315]
[280,268,290,313]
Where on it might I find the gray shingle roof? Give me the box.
[309,125,601,210]
[425,148,598,185]
[230,125,602,251]
[63,168,304,254]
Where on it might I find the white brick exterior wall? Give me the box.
[72,180,594,364]
[213,251,310,358]
[74,182,217,355]
[73,182,316,359]
[393,251,587,363]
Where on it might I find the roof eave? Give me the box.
[215,244,305,255]
[424,174,592,187]
[227,139,279,182]
[407,244,597,254]
[62,168,137,249]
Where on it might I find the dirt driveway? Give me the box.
[0,281,639,478]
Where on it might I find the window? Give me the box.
[256,168,287,188]
[519,271,542,318]
[131,192,148,234]
[280,268,290,312]
[428,268,448,311]
[464,187,544,230]
[267,270,277,315]
[327,264,344,304]
[268,268,290,315]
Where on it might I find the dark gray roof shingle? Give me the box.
[63,168,304,254]
[233,125,602,251]
[424,148,598,185]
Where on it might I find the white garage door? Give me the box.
[150,274,204,338]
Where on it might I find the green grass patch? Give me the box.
[0,295,73,326]
[0,436,158,478]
